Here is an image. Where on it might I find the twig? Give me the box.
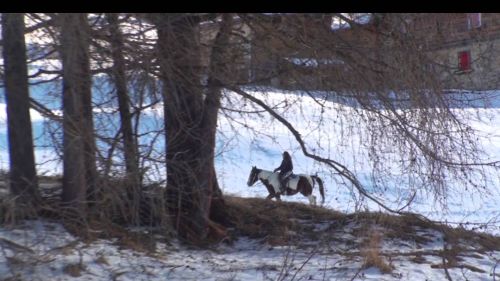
[349,263,364,281]
[442,240,453,281]
[290,245,319,281]
[277,244,293,281]
[0,238,35,254]
[230,86,411,215]
[493,259,499,281]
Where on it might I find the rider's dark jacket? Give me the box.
[274,155,293,175]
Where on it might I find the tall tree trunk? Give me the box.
[155,14,215,243]
[105,13,141,224]
[154,14,234,243]
[202,14,234,228]
[1,13,39,209]
[59,13,96,217]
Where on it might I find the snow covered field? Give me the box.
[1,88,500,280]
[1,87,500,233]
[0,213,498,281]
[214,89,500,236]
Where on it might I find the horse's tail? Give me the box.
[311,175,325,205]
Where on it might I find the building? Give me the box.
[415,13,500,90]
[200,13,500,91]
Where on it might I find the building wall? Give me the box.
[424,13,500,90]
[199,14,500,91]
[329,13,500,91]
[199,17,253,85]
[431,38,500,90]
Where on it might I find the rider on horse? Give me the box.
[274,151,293,193]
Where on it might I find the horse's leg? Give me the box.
[265,184,277,201]
[307,195,316,205]
[298,179,315,205]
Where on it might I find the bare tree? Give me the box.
[5,12,497,242]
[105,13,141,224]
[150,13,232,243]
[155,13,209,242]
[231,13,500,212]
[1,13,40,210]
[58,13,97,217]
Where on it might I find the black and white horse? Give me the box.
[247,166,325,205]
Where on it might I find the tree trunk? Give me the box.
[202,14,234,228]
[1,13,40,209]
[59,13,96,217]
[156,14,231,243]
[105,13,141,224]
[157,14,207,242]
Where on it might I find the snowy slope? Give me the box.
[0,217,498,281]
[215,89,500,236]
[0,88,499,234]
[0,88,500,280]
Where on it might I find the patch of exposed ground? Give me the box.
[225,196,500,275]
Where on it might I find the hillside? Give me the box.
[1,195,499,280]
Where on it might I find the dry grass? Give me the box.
[360,230,394,274]
[347,212,435,245]
[1,275,23,281]
[113,230,157,252]
[224,196,343,245]
[1,179,499,267]
[224,195,500,272]
[95,255,109,266]
[0,190,498,280]
[410,254,427,264]
[62,263,85,277]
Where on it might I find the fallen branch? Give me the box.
[0,237,35,254]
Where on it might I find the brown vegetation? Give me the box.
[360,231,394,273]
[224,196,500,273]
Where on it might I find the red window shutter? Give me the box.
[458,51,471,71]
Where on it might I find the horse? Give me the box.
[246,166,325,205]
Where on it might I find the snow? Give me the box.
[1,87,500,280]
[284,57,345,67]
[1,88,500,232]
[215,89,500,236]
[0,219,498,280]
[331,13,372,30]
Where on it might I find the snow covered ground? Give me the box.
[0,216,498,281]
[1,87,500,280]
[214,89,500,236]
[1,87,500,232]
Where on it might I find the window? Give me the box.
[467,13,482,29]
[458,50,471,72]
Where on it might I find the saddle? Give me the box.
[282,171,293,180]
[280,172,297,190]
[271,171,298,193]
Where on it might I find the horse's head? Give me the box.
[247,166,259,186]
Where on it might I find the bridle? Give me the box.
[247,167,259,186]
